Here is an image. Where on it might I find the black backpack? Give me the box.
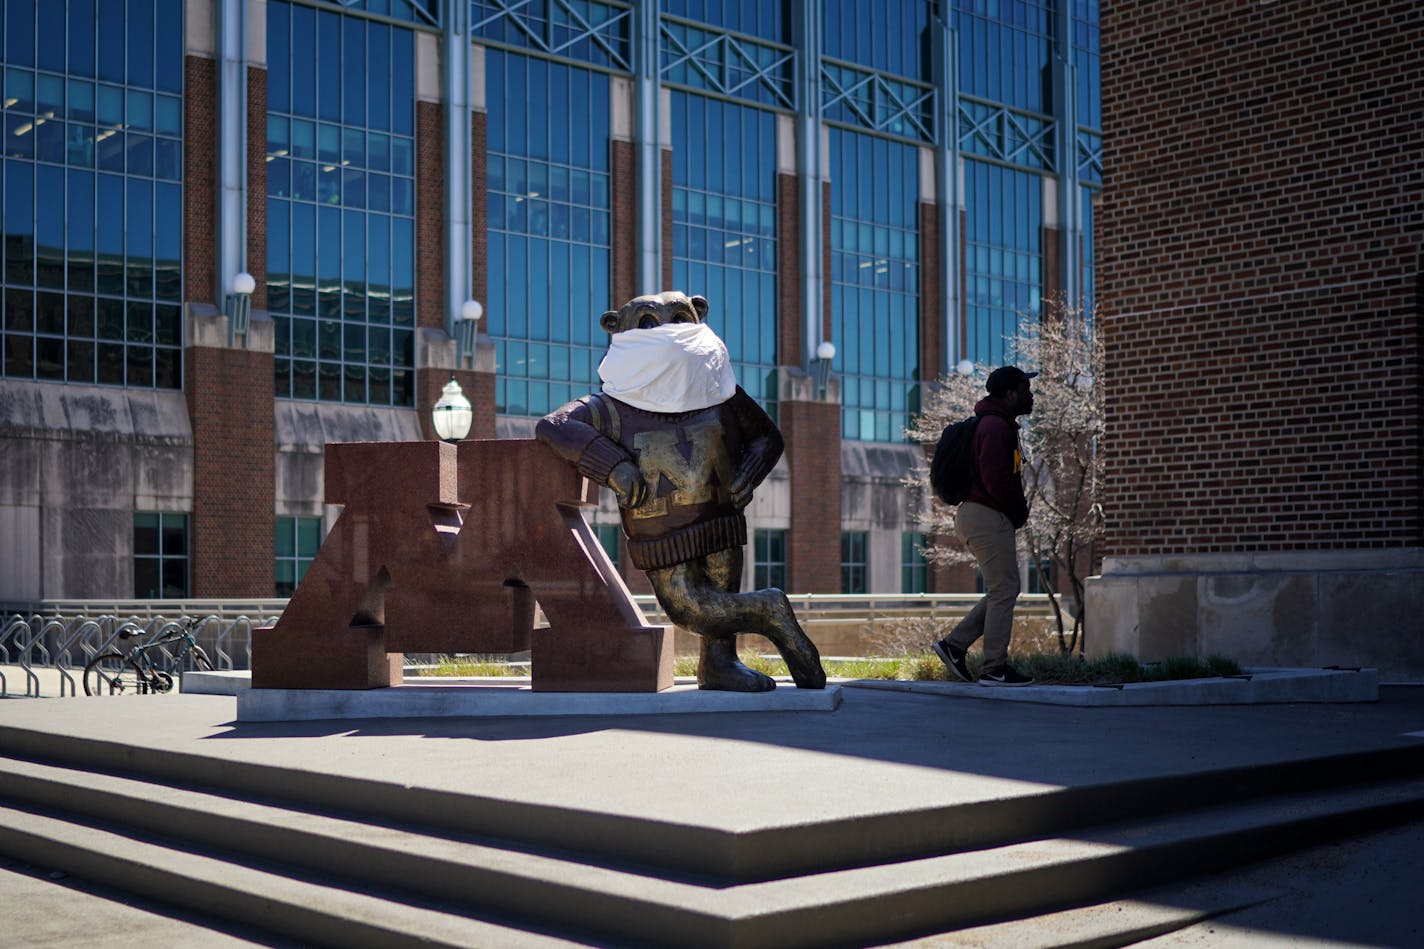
[929,416,979,505]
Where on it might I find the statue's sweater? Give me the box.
[536,387,783,570]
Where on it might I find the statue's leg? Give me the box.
[648,551,826,690]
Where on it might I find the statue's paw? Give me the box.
[698,661,776,693]
[786,653,827,690]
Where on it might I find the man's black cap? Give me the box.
[985,365,1039,397]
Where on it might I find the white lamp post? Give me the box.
[458,299,483,367]
[815,340,836,398]
[431,376,473,443]
[226,271,256,346]
[956,359,975,376]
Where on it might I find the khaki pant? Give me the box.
[945,501,1020,672]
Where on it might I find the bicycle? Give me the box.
[83,618,215,696]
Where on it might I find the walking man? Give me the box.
[933,366,1038,686]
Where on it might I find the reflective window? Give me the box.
[828,128,920,443]
[595,522,620,563]
[964,160,1042,366]
[954,0,1053,114]
[901,531,927,594]
[671,92,778,413]
[1,0,184,389]
[664,0,789,43]
[133,511,188,598]
[840,530,868,594]
[275,515,324,597]
[823,0,929,81]
[1074,0,1101,131]
[754,528,787,590]
[486,50,612,419]
[472,0,632,71]
[328,0,438,27]
[267,1,418,406]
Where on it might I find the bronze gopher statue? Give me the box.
[536,291,826,691]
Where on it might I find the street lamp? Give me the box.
[815,339,836,398]
[431,375,473,442]
[457,299,483,368]
[226,271,255,347]
[956,359,975,376]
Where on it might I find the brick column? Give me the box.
[661,147,674,290]
[185,324,276,596]
[184,56,217,306]
[611,139,638,306]
[246,66,267,310]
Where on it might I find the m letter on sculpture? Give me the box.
[251,439,674,692]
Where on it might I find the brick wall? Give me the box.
[184,56,216,305]
[246,67,267,309]
[185,343,275,596]
[417,100,445,333]
[776,173,803,368]
[611,140,637,307]
[1098,0,1424,554]
[919,200,942,384]
[783,399,842,593]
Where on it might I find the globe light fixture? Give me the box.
[457,299,483,366]
[431,375,473,442]
[956,359,975,376]
[815,340,836,398]
[226,271,256,346]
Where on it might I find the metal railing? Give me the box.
[0,593,1052,698]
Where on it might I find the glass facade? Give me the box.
[840,530,868,594]
[670,92,779,410]
[828,128,920,442]
[901,531,927,593]
[485,50,612,418]
[133,511,188,598]
[266,0,418,405]
[275,515,323,597]
[2,0,184,389]
[964,160,1042,366]
[754,528,787,590]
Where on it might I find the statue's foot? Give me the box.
[698,658,776,692]
[770,602,827,690]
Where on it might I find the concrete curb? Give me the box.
[228,677,842,721]
[843,667,1379,705]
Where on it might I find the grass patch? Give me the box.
[428,650,1242,686]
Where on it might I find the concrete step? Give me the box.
[1,751,1423,948]
[3,721,1423,883]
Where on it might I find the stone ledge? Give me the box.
[843,667,1379,706]
[211,674,842,721]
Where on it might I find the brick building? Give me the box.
[0,1,1099,605]
[1087,1,1424,679]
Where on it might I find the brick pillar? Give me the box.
[611,139,637,306]
[185,326,276,597]
[776,172,803,368]
[184,56,217,306]
[783,399,842,593]
[247,66,268,310]
[661,147,674,290]
[919,199,942,391]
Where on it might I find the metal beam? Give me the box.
[217,0,248,302]
[635,1,661,292]
[445,0,472,334]
[793,0,823,371]
[1053,0,1081,308]
[932,11,961,373]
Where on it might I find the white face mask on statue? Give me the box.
[598,322,738,413]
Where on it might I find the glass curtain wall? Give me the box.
[1,0,184,389]
[266,0,418,406]
[828,128,920,442]
[823,1,926,443]
[954,0,1052,364]
[669,93,778,412]
[485,50,612,418]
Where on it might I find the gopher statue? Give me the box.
[536,291,826,691]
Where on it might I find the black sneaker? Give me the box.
[932,640,973,683]
[979,666,1034,687]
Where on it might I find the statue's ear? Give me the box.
[690,295,709,322]
[600,310,620,335]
